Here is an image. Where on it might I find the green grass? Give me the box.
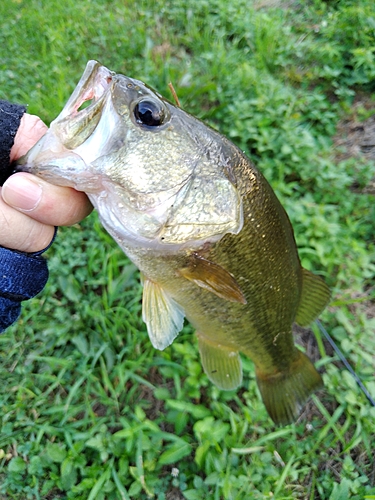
[1,0,375,498]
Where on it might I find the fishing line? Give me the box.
[315,319,375,407]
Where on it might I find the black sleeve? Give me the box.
[0,100,53,333]
[0,246,50,333]
[0,100,27,185]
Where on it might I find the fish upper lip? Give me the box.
[71,71,114,126]
[58,61,115,120]
[50,61,116,149]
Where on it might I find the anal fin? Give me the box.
[256,351,323,425]
[197,333,242,390]
[295,268,331,326]
[142,277,185,350]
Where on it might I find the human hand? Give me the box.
[0,113,93,253]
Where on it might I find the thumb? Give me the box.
[0,173,92,253]
[2,173,92,226]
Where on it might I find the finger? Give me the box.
[0,192,55,252]
[2,172,93,226]
[10,114,48,162]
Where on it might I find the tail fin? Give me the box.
[256,351,323,425]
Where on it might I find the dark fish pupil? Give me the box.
[134,100,164,127]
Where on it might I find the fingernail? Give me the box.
[2,174,43,211]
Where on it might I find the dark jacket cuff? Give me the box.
[0,228,57,333]
[0,247,49,302]
[0,100,26,185]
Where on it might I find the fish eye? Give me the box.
[134,99,166,127]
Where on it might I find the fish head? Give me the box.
[18,60,243,250]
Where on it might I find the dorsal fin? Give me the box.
[179,253,246,304]
[142,277,185,350]
[295,268,331,326]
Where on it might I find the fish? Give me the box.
[17,60,331,425]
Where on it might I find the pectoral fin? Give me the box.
[142,277,185,350]
[295,268,331,326]
[179,254,246,304]
[197,333,242,390]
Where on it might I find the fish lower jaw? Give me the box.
[27,168,103,193]
[96,209,224,256]
[114,232,217,257]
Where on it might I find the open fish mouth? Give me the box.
[52,61,115,149]
[15,61,116,188]
[60,60,114,117]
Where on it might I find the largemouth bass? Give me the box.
[17,61,331,425]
